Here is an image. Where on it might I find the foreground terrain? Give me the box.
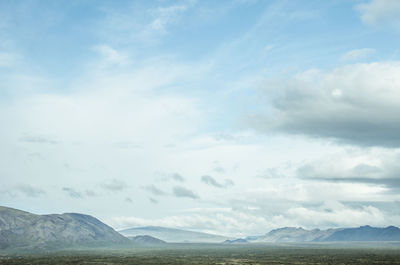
[1,244,400,265]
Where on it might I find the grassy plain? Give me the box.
[1,243,400,264]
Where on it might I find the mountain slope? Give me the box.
[0,206,129,250]
[119,226,231,243]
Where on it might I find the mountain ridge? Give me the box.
[0,206,129,250]
[247,225,400,243]
[119,226,232,243]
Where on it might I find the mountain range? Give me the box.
[1,205,400,251]
[246,226,400,243]
[118,226,232,243]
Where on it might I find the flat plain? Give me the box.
[1,243,400,265]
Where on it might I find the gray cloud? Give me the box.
[297,158,400,191]
[62,187,83,198]
[248,62,400,147]
[308,176,400,189]
[143,184,167,196]
[62,187,99,198]
[258,167,288,179]
[15,185,45,197]
[85,189,99,197]
[149,197,158,204]
[170,173,185,182]
[172,186,199,199]
[19,136,59,144]
[101,179,127,192]
[201,175,234,188]
[156,172,185,182]
[213,166,225,173]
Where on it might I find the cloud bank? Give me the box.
[249,62,400,147]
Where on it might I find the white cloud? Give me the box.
[107,201,397,236]
[356,0,400,27]
[92,45,129,67]
[340,48,375,61]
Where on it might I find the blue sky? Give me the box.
[1,0,400,236]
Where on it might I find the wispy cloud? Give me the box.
[170,173,185,182]
[99,0,196,44]
[149,197,159,204]
[92,44,129,67]
[148,4,190,34]
[15,185,45,197]
[172,186,199,199]
[62,187,99,198]
[340,48,375,61]
[201,175,234,188]
[156,172,186,182]
[62,187,83,199]
[143,184,168,196]
[101,179,128,192]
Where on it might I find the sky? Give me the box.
[1,0,400,237]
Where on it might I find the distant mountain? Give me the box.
[119,226,232,243]
[0,206,129,250]
[129,235,166,245]
[223,238,248,244]
[324,225,400,242]
[250,226,400,243]
[252,227,338,243]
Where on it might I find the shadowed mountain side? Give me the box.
[119,226,232,243]
[0,206,130,250]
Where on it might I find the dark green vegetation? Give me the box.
[1,244,400,265]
